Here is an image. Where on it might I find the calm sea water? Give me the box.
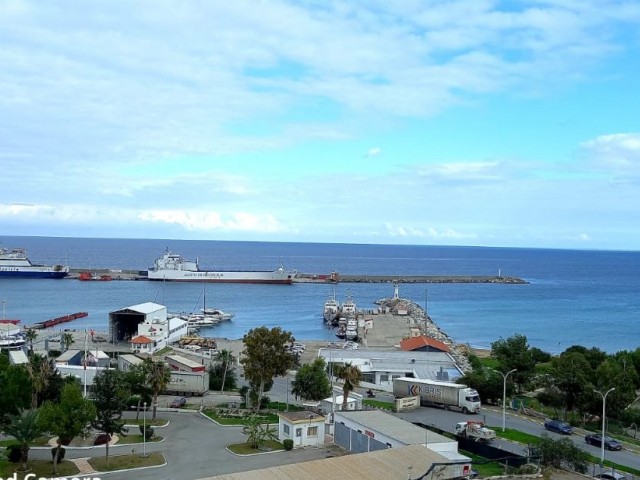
[1,236,638,354]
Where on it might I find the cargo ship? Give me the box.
[0,247,69,279]
[147,250,296,284]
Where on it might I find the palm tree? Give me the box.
[62,332,75,351]
[144,358,171,420]
[3,409,43,472]
[25,354,52,409]
[335,362,361,410]
[24,329,37,356]
[216,349,235,394]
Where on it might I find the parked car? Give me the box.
[585,433,622,451]
[543,419,573,435]
[170,397,187,408]
[93,433,111,446]
[595,472,627,480]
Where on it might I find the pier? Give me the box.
[66,268,527,284]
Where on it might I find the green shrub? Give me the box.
[283,439,294,451]
[139,425,155,439]
[6,444,21,463]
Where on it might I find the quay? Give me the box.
[66,268,527,284]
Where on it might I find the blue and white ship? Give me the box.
[0,247,69,279]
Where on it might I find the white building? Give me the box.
[127,307,188,354]
[278,411,326,448]
[0,323,20,338]
[54,349,110,387]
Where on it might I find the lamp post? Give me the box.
[142,401,148,458]
[594,388,615,467]
[495,369,517,432]
[424,289,428,315]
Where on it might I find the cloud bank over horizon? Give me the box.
[1,1,639,249]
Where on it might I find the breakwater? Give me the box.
[66,269,527,284]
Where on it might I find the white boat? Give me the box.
[0,247,69,279]
[0,335,26,348]
[201,308,234,322]
[147,249,296,284]
[323,290,340,323]
[341,294,357,318]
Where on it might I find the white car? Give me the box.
[343,341,359,350]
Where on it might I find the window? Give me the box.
[295,428,302,437]
[308,426,318,437]
[380,374,389,382]
[283,424,290,435]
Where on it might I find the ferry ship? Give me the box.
[0,247,70,279]
[147,250,296,284]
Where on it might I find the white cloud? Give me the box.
[366,147,381,157]
[581,133,640,182]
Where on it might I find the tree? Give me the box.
[0,356,31,429]
[534,434,589,473]
[241,415,279,450]
[24,329,38,356]
[124,363,153,420]
[241,327,296,410]
[216,349,235,394]
[91,369,129,463]
[291,358,332,401]
[3,409,43,472]
[334,363,361,410]
[549,351,592,414]
[491,334,536,392]
[143,358,171,420]
[61,332,75,352]
[25,354,54,409]
[208,353,238,392]
[38,383,96,474]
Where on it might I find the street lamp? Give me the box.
[494,369,517,432]
[594,388,615,467]
[141,401,148,458]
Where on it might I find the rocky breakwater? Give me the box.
[375,297,474,373]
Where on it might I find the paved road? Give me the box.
[28,410,343,480]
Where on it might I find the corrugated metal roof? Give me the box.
[199,444,458,480]
[55,349,82,363]
[113,302,165,315]
[318,348,462,381]
[8,350,29,365]
[335,410,453,446]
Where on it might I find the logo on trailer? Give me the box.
[406,383,443,399]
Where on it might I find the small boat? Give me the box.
[78,272,113,281]
[148,249,296,284]
[335,326,347,339]
[0,247,69,279]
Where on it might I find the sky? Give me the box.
[1,1,639,250]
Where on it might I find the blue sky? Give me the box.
[1,1,639,250]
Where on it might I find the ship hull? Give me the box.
[147,271,294,284]
[0,270,69,279]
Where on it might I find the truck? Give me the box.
[454,421,496,442]
[392,377,481,414]
[164,371,209,396]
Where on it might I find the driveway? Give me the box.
[28,410,343,480]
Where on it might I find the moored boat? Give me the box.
[147,249,296,284]
[0,247,69,279]
[323,290,340,323]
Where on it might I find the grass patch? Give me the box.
[461,450,505,478]
[490,427,540,445]
[0,459,80,479]
[204,409,278,426]
[227,440,284,455]
[88,451,164,472]
[120,434,164,444]
[363,399,394,411]
[124,418,169,427]
[154,346,173,356]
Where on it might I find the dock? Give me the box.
[66,269,527,284]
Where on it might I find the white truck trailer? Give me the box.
[165,371,209,396]
[393,377,481,414]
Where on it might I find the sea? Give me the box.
[1,236,638,355]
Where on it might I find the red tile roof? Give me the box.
[130,335,153,344]
[400,335,450,352]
